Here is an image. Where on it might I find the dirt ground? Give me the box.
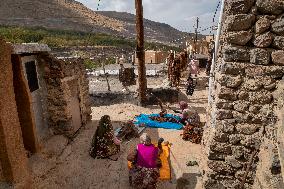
[30,71,209,189]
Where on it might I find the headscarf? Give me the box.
[179,101,188,110]
[140,133,152,145]
[97,115,112,136]
[90,115,120,158]
[92,115,114,147]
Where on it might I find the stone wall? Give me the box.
[252,79,284,188]
[277,79,284,184]
[203,0,284,188]
[38,53,91,137]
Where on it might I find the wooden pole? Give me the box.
[102,60,111,91]
[194,17,199,55]
[135,0,147,106]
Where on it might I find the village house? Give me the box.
[186,38,210,56]
[0,39,91,188]
[135,50,168,64]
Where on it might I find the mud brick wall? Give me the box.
[38,53,91,137]
[203,0,284,188]
[0,39,31,187]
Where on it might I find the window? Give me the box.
[24,61,39,92]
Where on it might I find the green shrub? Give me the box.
[84,59,99,70]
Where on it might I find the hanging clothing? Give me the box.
[90,115,120,159]
[189,60,200,76]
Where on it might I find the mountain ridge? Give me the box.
[0,0,188,44]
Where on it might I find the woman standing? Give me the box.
[90,115,121,159]
[128,133,160,189]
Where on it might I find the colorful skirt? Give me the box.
[129,166,159,189]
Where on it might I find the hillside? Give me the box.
[98,11,188,44]
[0,0,188,44]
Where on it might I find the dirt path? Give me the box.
[30,73,209,189]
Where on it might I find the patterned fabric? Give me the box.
[182,124,203,144]
[186,76,196,96]
[189,60,200,75]
[119,67,136,86]
[130,166,159,189]
[179,101,188,110]
[90,115,120,159]
[171,58,182,87]
[188,112,201,127]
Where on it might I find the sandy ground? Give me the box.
[30,71,209,189]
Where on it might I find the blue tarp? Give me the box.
[134,114,183,130]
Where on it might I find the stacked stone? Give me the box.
[204,0,284,188]
[40,54,91,137]
[62,59,92,126]
[40,54,73,135]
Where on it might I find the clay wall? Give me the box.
[203,0,284,188]
[136,50,168,64]
[0,39,31,187]
[0,161,3,182]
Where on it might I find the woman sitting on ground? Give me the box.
[128,133,161,189]
[90,115,121,160]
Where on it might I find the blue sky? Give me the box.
[77,0,221,34]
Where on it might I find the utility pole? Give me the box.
[194,17,199,55]
[135,0,147,106]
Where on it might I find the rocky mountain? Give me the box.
[0,0,188,44]
[98,11,188,44]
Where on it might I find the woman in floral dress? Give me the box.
[90,115,121,159]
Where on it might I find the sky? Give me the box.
[77,0,221,34]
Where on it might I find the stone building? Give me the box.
[0,40,91,187]
[186,38,210,56]
[135,50,168,64]
[203,0,284,188]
